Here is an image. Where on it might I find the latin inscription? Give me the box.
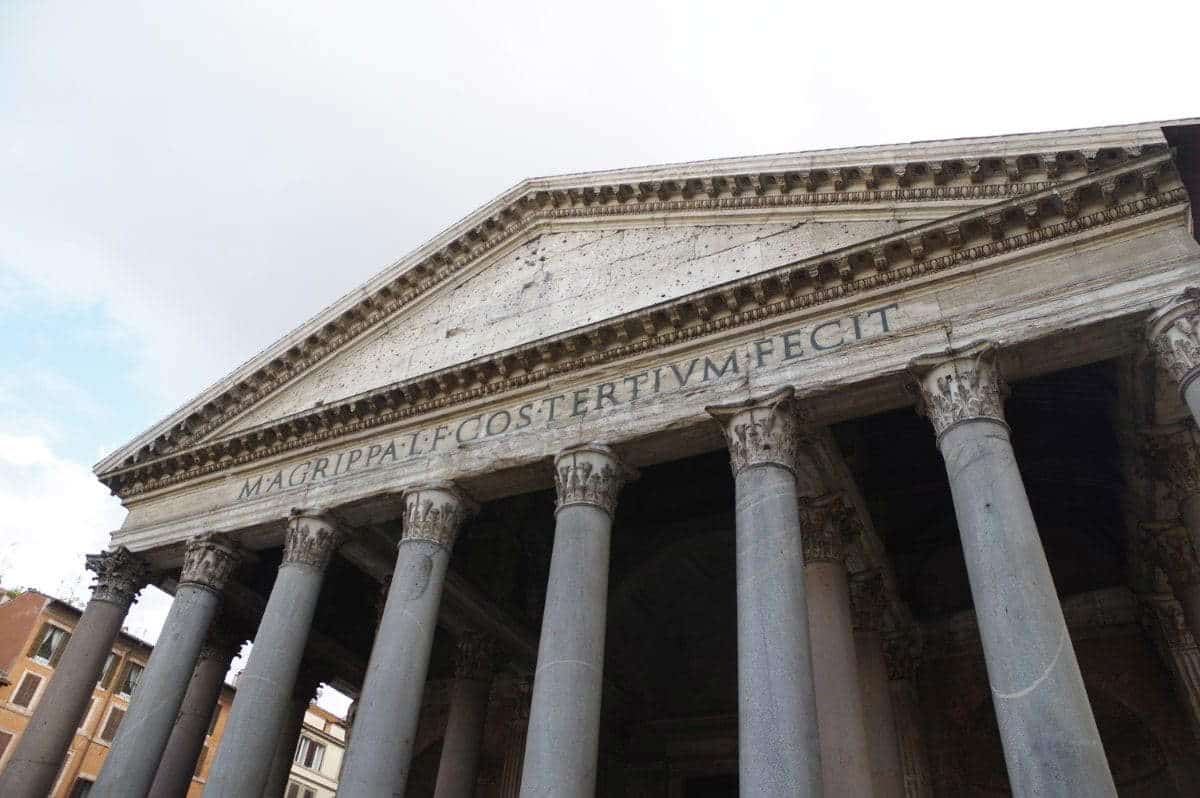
[235,303,899,502]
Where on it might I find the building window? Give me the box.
[0,729,14,763]
[29,624,71,666]
[67,777,93,797]
[117,662,144,698]
[293,735,325,770]
[11,672,43,708]
[194,745,208,776]
[285,782,315,798]
[78,697,97,731]
[99,707,125,742]
[97,653,118,689]
[207,705,220,736]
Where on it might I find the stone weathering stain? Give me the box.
[234,303,899,502]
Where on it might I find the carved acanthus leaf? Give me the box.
[402,484,475,548]
[1139,424,1200,502]
[707,386,800,475]
[1148,288,1200,393]
[284,511,345,570]
[798,495,846,564]
[85,546,151,607]
[554,444,630,516]
[909,341,1006,440]
[180,532,242,591]
[453,633,497,681]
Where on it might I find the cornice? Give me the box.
[95,137,1169,479]
[99,152,1184,499]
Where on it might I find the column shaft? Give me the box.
[94,535,240,798]
[802,503,873,796]
[433,672,492,798]
[519,444,630,798]
[93,585,222,797]
[0,549,147,798]
[205,513,342,797]
[148,639,238,798]
[260,689,315,798]
[856,629,904,798]
[912,343,1115,796]
[338,485,473,798]
[888,677,933,798]
[708,388,822,796]
[520,505,611,796]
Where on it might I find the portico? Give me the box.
[6,120,1200,796]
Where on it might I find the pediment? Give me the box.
[217,217,921,436]
[95,121,1179,491]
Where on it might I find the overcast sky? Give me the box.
[2,1,1197,714]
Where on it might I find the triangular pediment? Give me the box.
[216,217,919,437]
[95,120,1183,490]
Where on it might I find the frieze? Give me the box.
[180,532,242,591]
[230,304,898,505]
[909,341,1007,440]
[554,444,630,516]
[85,546,151,607]
[284,510,345,570]
[99,153,1182,499]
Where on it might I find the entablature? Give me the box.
[98,152,1186,504]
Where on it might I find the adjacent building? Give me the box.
[285,703,348,798]
[7,119,1200,796]
[0,590,235,796]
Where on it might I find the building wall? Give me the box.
[284,705,347,798]
[0,591,235,797]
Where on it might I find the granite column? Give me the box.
[434,634,496,798]
[0,548,149,798]
[94,534,241,798]
[799,494,873,797]
[883,636,933,798]
[147,622,243,798]
[851,574,904,798]
[204,511,345,797]
[910,342,1116,796]
[260,668,323,798]
[338,484,475,798]
[707,387,823,797]
[519,443,632,798]
[497,674,532,798]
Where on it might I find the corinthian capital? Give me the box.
[1143,521,1200,592]
[85,547,150,607]
[553,443,633,516]
[1140,423,1200,501]
[798,495,845,564]
[909,341,1006,441]
[1147,288,1200,394]
[401,483,476,549]
[706,386,802,475]
[180,533,242,592]
[284,510,346,570]
[453,633,496,681]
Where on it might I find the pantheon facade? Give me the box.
[5,119,1200,797]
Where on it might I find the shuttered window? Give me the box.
[293,735,325,770]
[12,672,42,708]
[97,653,118,689]
[99,707,124,742]
[29,624,70,666]
[117,662,143,698]
[0,730,14,763]
[194,745,208,776]
[207,705,220,736]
